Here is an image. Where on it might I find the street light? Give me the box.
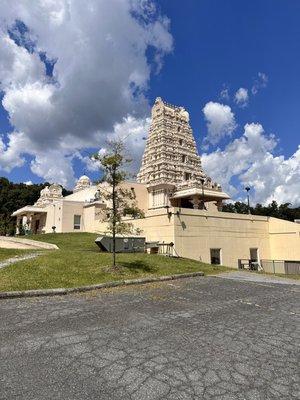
[245,186,251,214]
[200,177,207,210]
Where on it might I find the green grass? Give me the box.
[0,248,34,262]
[0,233,231,292]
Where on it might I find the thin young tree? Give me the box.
[92,139,144,269]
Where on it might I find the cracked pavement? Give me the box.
[0,277,299,399]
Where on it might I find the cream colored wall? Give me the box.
[83,205,96,232]
[60,201,84,232]
[39,186,300,272]
[172,208,271,268]
[120,181,149,212]
[44,201,63,233]
[82,203,106,233]
[205,202,218,212]
[269,217,300,261]
[127,209,175,244]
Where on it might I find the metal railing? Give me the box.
[239,259,300,275]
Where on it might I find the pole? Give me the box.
[245,186,251,214]
[201,178,206,210]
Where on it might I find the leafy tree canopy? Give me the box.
[222,200,300,222]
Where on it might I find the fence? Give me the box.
[238,259,300,275]
[260,259,300,275]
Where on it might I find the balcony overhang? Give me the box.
[171,187,230,201]
[11,206,47,217]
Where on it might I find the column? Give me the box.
[190,196,201,209]
[15,216,21,235]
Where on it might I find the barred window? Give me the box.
[74,215,81,230]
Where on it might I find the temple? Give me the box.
[137,97,229,210]
[11,98,300,273]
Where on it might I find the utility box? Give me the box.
[95,236,145,253]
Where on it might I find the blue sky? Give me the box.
[151,0,300,156]
[0,0,299,205]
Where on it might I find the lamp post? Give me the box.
[200,177,206,210]
[245,186,251,214]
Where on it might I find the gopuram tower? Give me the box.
[137,97,229,210]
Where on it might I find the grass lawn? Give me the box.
[0,233,231,292]
[0,248,35,262]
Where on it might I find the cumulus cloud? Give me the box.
[234,87,249,108]
[0,131,30,171]
[0,0,173,187]
[202,123,300,206]
[202,102,237,145]
[79,115,151,175]
[241,147,300,206]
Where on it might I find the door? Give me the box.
[250,248,259,262]
[34,219,40,234]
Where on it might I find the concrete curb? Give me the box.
[0,271,204,299]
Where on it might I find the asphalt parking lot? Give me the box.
[0,275,299,399]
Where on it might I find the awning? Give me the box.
[11,206,47,217]
[171,187,230,201]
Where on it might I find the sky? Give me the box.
[0,0,299,206]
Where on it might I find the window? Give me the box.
[210,248,221,265]
[182,155,186,163]
[74,215,81,230]
[179,139,183,145]
[184,172,191,180]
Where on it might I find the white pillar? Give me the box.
[16,216,21,235]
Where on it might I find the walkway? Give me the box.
[215,270,300,285]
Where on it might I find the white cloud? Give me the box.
[202,102,237,145]
[77,115,151,176]
[252,72,268,95]
[202,123,300,206]
[234,87,249,108]
[0,0,172,185]
[30,150,76,188]
[241,147,300,206]
[23,180,33,185]
[0,131,29,171]
[220,86,230,101]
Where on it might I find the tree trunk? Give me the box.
[112,166,116,268]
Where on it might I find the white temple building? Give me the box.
[12,98,300,272]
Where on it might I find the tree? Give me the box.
[222,200,300,222]
[92,140,144,269]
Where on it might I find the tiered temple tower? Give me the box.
[137,97,229,210]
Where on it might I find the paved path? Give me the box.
[0,277,299,399]
[215,271,300,285]
[0,253,40,270]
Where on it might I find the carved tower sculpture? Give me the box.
[137,97,229,209]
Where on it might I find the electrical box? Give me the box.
[95,236,146,253]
